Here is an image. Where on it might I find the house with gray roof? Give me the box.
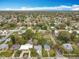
[44,44,50,51]
[0,44,8,50]
[34,45,42,56]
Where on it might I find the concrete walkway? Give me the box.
[20,51,29,57]
[12,50,17,57]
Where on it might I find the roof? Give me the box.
[69,30,73,33]
[34,45,42,54]
[63,43,73,51]
[0,44,8,49]
[19,44,33,50]
[44,44,50,51]
[34,45,42,51]
[55,30,59,33]
[51,26,55,29]
[0,38,6,42]
[76,31,79,34]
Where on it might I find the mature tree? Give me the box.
[33,32,42,40]
[33,32,47,46]
[10,35,16,44]
[70,31,77,41]
[57,31,71,44]
[10,33,28,45]
[23,29,34,40]
[38,37,47,46]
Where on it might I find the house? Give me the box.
[5,38,11,43]
[63,43,73,52]
[0,30,9,36]
[69,30,73,34]
[0,38,6,42]
[76,31,79,34]
[54,30,59,37]
[77,42,79,47]
[38,30,47,33]
[0,30,11,36]
[51,26,55,29]
[19,44,33,50]
[44,44,50,51]
[34,45,42,56]
[18,30,26,34]
[0,44,8,50]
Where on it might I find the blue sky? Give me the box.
[0,0,79,10]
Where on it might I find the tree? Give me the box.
[33,32,47,46]
[57,31,71,44]
[70,31,77,42]
[33,32,42,40]
[42,49,48,57]
[30,48,38,57]
[10,33,28,45]
[16,36,27,44]
[38,37,47,46]
[10,35,16,44]
[49,49,56,57]
[23,29,34,40]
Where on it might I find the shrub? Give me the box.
[30,48,38,57]
[42,49,48,57]
[49,49,56,57]
[14,50,22,57]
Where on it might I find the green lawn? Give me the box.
[42,49,48,57]
[49,49,56,57]
[0,50,13,57]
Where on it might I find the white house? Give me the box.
[54,30,59,37]
[76,31,79,34]
[0,30,10,36]
[69,30,73,34]
[19,44,33,50]
[18,30,26,34]
[63,43,73,52]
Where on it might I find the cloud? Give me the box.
[0,5,79,11]
[71,5,79,10]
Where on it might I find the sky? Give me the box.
[0,0,79,11]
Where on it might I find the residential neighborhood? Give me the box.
[0,11,79,59]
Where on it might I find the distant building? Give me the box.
[69,30,73,33]
[0,38,6,42]
[0,30,10,36]
[76,31,79,34]
[54,30,59,37]
[18,30,26,34]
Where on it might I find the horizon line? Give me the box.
[0,5,79,11]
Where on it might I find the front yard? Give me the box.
[0,50,13,57]
[14,50,22,57]
[61,44,79,57]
